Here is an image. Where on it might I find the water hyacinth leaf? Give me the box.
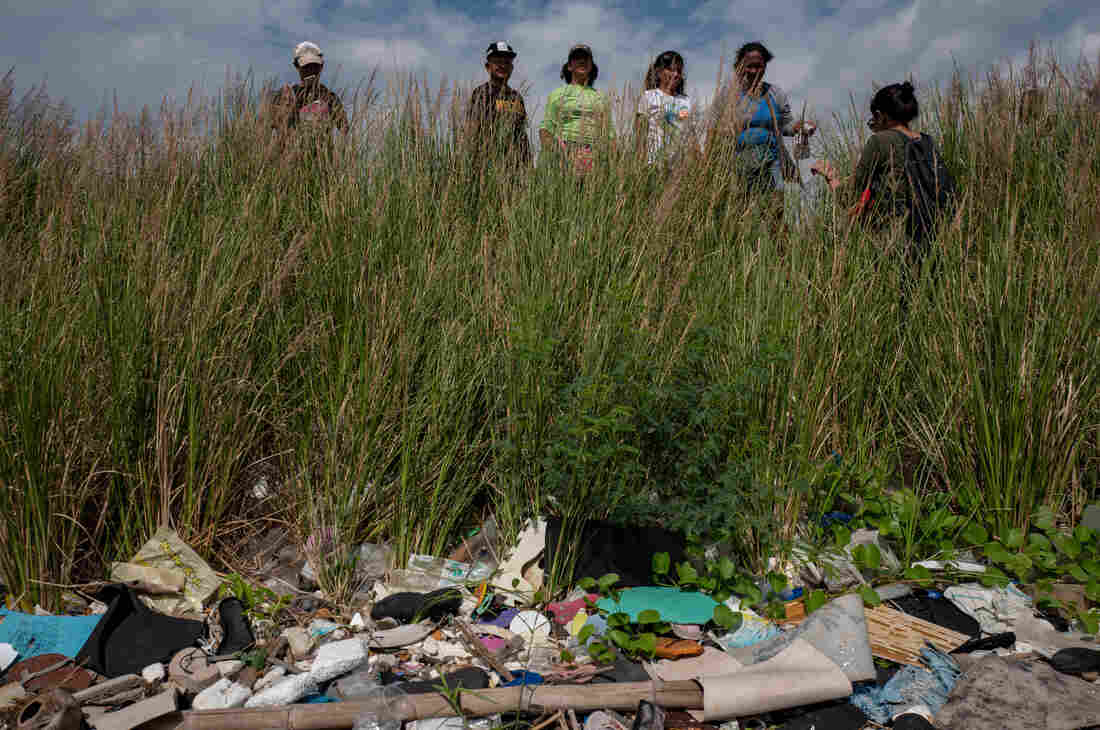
[1003,528,1026,549]
[767,571,788,595]
[1069,564,1090,583]
[577,624,595,644]
[652,552,671,576]
[597,573,620,593]
[852,544,881,571]
[713,604,742,631]
[832,525,852,549]
[677,562,698,585]
[578,577,597,591]
[806,589,827,614]
[1029,533,1053,552]
[979,566,1012,588]
[962,522,988,545]
[1075,526,1093,545]
[608,629,632,649]
[637,609,661,625]
[1034,506,1057,533]
[607,612,631,628]
[1052,534,1081,559]
[859,585,882,606]
[1078,611,1100,636]
[718,557,736,581]
[1081,559,1100,577]
[903,564,934,584]
[634,633,657,657]
[1087,581,1100,604]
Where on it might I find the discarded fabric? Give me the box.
[850,644,961,724]
[75,584,205,678]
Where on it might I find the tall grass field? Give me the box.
[1,54,1097,609]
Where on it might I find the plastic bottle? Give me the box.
[351,685,410,730]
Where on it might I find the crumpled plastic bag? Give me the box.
[111,526,219,616]
[944,583,1031,635]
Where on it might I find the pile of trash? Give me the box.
[4,520,1100,730]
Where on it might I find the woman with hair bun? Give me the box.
[635,50,697,164]
[813,81,955,247]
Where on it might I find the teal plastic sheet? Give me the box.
[0,608,102,661]
[596,587,720,625]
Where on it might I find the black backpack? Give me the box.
[894,131,958,245]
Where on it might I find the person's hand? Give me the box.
[794,120,817,136]
[810,159,842,190]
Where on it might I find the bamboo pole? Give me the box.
[181,680,704,730]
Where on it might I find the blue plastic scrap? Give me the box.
[850,644,962,724]
[0,608,103,661]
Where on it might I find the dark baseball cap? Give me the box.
[486,41,517,59]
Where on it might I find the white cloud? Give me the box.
[1,0,1097,136]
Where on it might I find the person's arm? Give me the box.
[515,94,531,164]
[331,92,349,133]
[634,91,649,159]
[771,85,795,137]
[539,88,561,151]
[463,86,486,150]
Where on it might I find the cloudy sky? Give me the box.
[3,0,1098,130]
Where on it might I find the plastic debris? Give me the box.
[0,609,101,662]
[944,583,1032,634]
[596,587,720,625]
[349,684,410,730]
[725,593,875,682]
[117,527,219,616]
[141,662,166,683]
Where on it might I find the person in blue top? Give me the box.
[709,42,816,222]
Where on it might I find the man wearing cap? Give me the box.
[465,42,530,166]
[271,41,348,133]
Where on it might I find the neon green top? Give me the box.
[540,84,612,145]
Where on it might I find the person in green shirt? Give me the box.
[539,44,612,174]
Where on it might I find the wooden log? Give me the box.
[72,675,144,705]
[182,680,703,730]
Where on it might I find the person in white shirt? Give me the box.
[635,50,696,165]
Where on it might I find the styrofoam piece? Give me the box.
[141,662,166,683]
[245,672,318,708]
[350,612,366,630]
[192,677,253,710]
[310,638,369,683]
[253,666,286,691]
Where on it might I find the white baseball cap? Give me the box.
[293,41,324,67]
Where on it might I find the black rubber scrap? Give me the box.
[1050,647,1100,675]
[778,703,867,730]
[370,587,462,624]
[216,597,256,654]
[951,632,1016,654]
